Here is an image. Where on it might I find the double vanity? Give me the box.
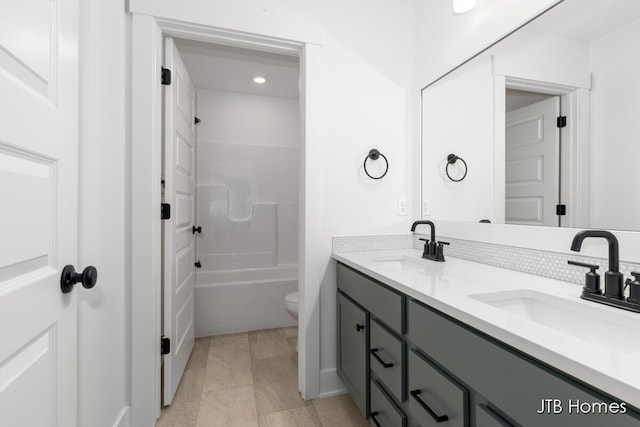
[334,235,640,426]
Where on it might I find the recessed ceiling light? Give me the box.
[253,76,267,84]
[452,0,476,14]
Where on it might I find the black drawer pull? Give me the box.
[356,323,365,332]
[370,348,394,368]
[410,389,449,423]
[370,411,383,427]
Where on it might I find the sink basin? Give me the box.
[470,290,640,352]
[373,256,426,271]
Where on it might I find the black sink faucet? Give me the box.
[570,230,623,299]
[411,220,436,243]
[411,220,449,262]
[568,230,640,313]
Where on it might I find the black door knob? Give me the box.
[60,265,98,294]
[192,225,202,234]
[356,323,364,332]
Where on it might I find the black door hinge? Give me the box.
[556,204,567,216]
[161,203,171,220]
[161,336,171,355]
[161,67,172,85]
[194,116,201,125]
[557,116,567,128]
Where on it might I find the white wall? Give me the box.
[589,18,640,231]
[415,0,561,87]
[421,54,494,222]
[79,0,130,425]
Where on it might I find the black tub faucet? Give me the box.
[411,220,449,262]
[568,230,640,313]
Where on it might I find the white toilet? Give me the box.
[284,291,299,351]
[285,291,299,319]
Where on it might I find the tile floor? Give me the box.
[156,327,369,427]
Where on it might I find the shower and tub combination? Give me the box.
[189,80,300,337]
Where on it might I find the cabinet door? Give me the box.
[337,292,368,415]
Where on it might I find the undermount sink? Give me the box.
[373,256,426,271]
[470,289,640,352]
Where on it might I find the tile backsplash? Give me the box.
[331,233,640,286]
[414,235,640,286]
[332,234,414,253]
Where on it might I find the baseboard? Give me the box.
[112,406,131,427]
[318,368,347,398]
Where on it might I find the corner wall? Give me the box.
[589,18,640,231]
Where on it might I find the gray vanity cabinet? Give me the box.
[407,299,640,427]
[337,292,368,415]
[336,261,640,427]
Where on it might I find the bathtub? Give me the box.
[194,264,298,337]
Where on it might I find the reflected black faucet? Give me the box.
[570,230,620,273]
[568,230,640,313]
[570,230,623,299]
[411,220,449,262]
[411,220,436,243]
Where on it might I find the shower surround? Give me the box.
[193,88,299,336]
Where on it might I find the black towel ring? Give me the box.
[364,149,389,180]
[446,154,468,182]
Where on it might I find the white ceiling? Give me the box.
[175,39,299,99]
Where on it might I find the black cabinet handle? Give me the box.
[410,389,449,423]
[370,411,383,427]
[192,225,202,234]
[370,348,394,368]
[356,323,365,332]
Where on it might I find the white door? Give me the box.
[505,96,560,226]
[0,0,80,426]
[162,37,197,405]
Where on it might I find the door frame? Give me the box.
[131,14,322,426]
[493,75,590,228]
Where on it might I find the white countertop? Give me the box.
[333,249,640,409]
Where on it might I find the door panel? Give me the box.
[336,292,368,416]
[505,96,559,226]
[0,0,79,425]
[163,37,197,405]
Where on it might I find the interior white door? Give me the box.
[162,37,197,405]
[505,96,560,226]
[0,0,79,426]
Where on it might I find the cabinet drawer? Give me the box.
[370,319,406,403]
[408,350,467,427]
[370,379,407,427]
[475,405,512,427]
[407,299,640,427]
[337,263,404,334]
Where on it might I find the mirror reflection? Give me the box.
[421,0,640,231]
